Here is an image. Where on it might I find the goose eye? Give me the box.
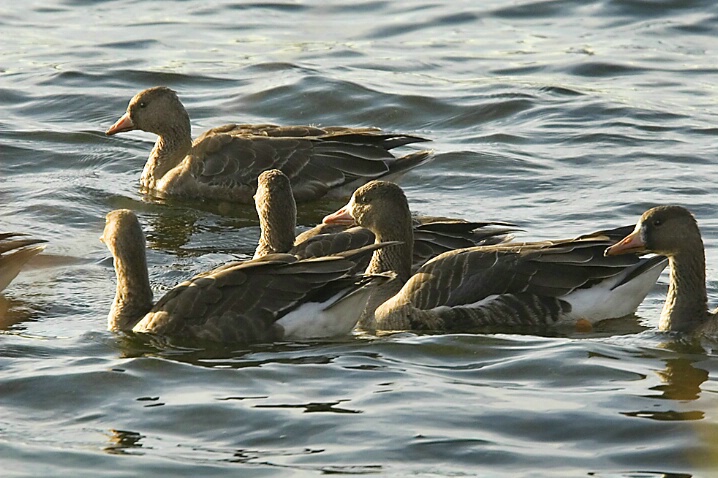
[652,219,662,227]
[138,101,147,108]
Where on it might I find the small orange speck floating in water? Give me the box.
[575,319,593,333]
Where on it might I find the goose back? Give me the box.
[322,180,668,332]
[106,87,434,203]
[102,209,394,344]
[376,231,668,331]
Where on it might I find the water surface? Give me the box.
[2,0,718,476]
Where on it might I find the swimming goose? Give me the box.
[0,233,46,293]
[106,87,433,203]
[253,169,516,271]
[101,209,394,344]
[323,181,669,332]
[605,205,718,335]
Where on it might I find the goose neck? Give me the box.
[108,251,154,332]
[141,125,193,188]
[660,250,709,332]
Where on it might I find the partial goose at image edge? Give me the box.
[606,204,718,336]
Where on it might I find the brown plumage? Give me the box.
[323,180,668,332]
[106,86,433,203]
[605,205,718,335]
[0,233,46,293]
[253,169,516,271]
[101,209,395,344]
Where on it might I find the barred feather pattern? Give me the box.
[431,293,570,330]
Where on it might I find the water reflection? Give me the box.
[623,338,709,422]
[228,447,383,474]
[588,471,691,478]
[0,295,37,330]
[139,205,258,259]
[253,399,361,414]
[229,447,321,464]
[0,253,92,331]
[103,429,145,455]
[134,189,347,258]
[655,339,709,402]
[654,360,708,402]
[143,209,203,254]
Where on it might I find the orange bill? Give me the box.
[105,112,135,135]
[322,205,355,226]
[605,229,645,256]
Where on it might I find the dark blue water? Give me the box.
[2,0,718,476]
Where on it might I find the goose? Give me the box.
[322,180,669,332]
[101,209,395,344]
[0,233,46,293]
[605,205,718,335]
[253,169,516,269]
[105,87,433,203]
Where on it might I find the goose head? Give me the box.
[606,205,708,333]
[106,86,190,138]
[605,205,703,258]
[323,180,413,281]
[100,209,147,259]
[323,181,411,239]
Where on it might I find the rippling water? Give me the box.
[3,0,718,476]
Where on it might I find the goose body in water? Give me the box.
[253,169,516,270]
[101,209,393,344]
[323,181,668,332]
[0,233,46,293]
[605,205,718,335]
[106,87,433,203]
